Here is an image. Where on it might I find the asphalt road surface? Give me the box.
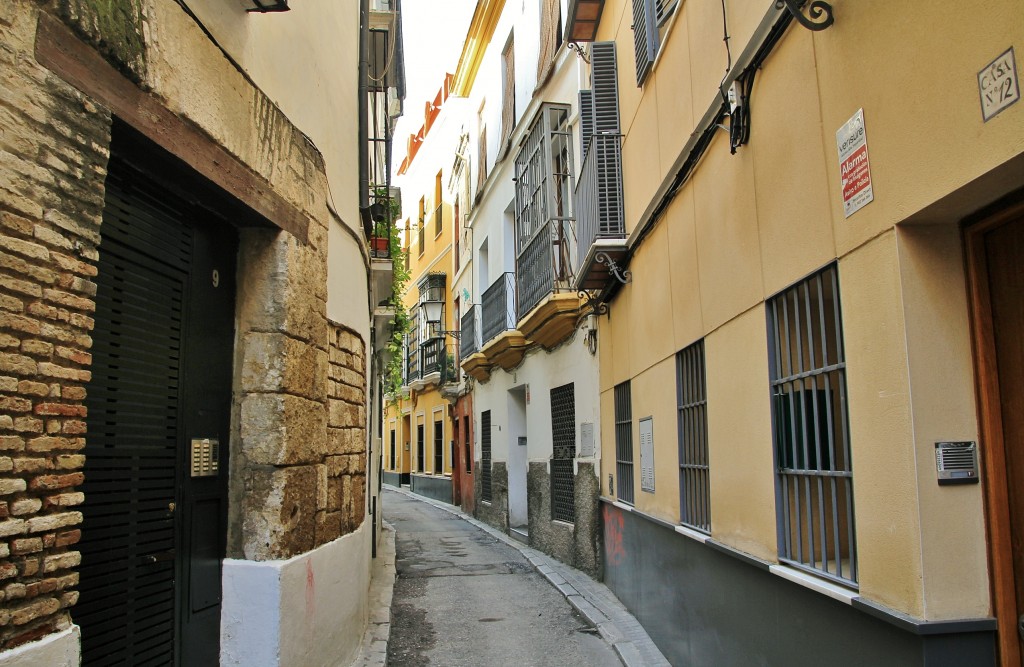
[384,489,622,667]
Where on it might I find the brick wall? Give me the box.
[0,2,110,649]
[325,323,367,543]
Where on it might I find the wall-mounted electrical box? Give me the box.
[935,441,979,485]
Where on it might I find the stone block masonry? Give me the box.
[326,324,368,541]
[0,0,111,650]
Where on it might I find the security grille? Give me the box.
[550,383,576,523]
[768,264,857,587]
[433,419,443,473]
[481,410,492,502]
[614,381,634,504]
[677,340,710,533]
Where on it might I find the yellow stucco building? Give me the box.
[383,76,464,504]
[566,0,1024,664]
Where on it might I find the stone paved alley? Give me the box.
[384,490,624,667]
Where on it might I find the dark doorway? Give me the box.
[966,198,1024,666]
[80,153,236,665]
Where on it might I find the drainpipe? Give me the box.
[359,0,371,233]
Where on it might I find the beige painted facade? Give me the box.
[594,0,1022,634]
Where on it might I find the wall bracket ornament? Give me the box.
[596,251,632,285]
[577,290,609,316]
[567,42,591,64]
[775,0,834,31]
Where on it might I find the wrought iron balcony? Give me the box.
[420,337,445,377]
[482,272,516,344]
[460,305,481,359]
[405,343,419,383]
[516,219,577,319]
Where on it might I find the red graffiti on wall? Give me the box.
[603,505,626,566]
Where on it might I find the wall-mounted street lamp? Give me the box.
[245,0,289,13]
[419,298,461,339]
[565,0,605,43]
[418,273,460,339]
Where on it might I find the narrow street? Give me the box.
[383,490,622,667]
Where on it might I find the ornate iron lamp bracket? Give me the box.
[595,251,632,285]
[776,0,834,31]
[567,42,591,64]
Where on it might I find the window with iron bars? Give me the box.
[433,419,443,474]
[416,422,425,473]
[481,410,492,502]
[767,263,857,587]
[614,381,634,504]
[677,340,710,533]
[550,383,576,523]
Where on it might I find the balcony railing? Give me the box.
[369,223,392,259]
[482,272,516,345]
[421,337,445,377]
[516,219,575,319]
[460,305,480,359]
[575,133,624,256]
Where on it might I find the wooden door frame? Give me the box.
[963,195,1024,667]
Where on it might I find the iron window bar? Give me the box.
[767,264,857,588]
[677,340,710,533]
[614,381,634,504]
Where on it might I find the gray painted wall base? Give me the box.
[602,502,996,667]
[409,474,452,504]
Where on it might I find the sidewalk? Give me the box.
[352,486,670,667]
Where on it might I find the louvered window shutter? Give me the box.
[579,89,595,159]
[631,0,658,85]
[655,0,676,23]
[590,42,624,238]
[500,40,516,149]
[477,125,487,196]
[591,42,620,134]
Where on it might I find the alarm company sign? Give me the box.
[836,108,874,218]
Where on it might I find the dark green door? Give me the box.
[80,156,236,665]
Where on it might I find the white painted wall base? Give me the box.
[0,626,79,667]
[221,521,371,667]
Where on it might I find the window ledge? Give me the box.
[673,524,709,544]
[768,564,856,605]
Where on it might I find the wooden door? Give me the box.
[967,200,1024,666]
[81,157,235,665]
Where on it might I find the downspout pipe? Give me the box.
[358,0,371,234]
